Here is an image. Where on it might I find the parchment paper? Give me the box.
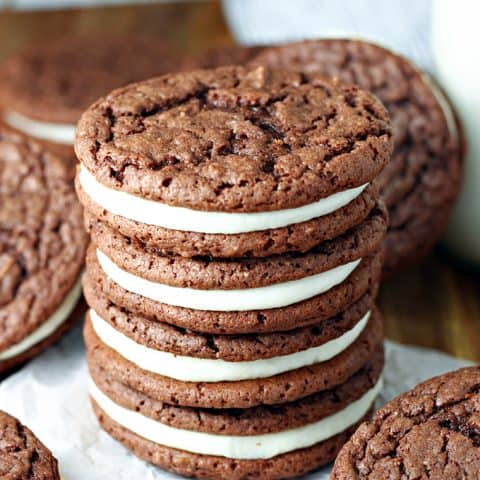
[0,326,472,479]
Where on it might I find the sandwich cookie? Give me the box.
[89,348,383,479]
[78,175,380,259]
[86,203,385,316]
[87,202,387,291]
[0,124,87,374]
[86,304,372,383]
[251,39,462,276]
[75,65,392,258]
[0,34,177,168]
[95,405,369,480]
[0,410,60,479]
[331,366,480,479]
[84,309,383,409]
[83,276,374,361]
[84,246,382,334]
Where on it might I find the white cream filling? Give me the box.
[0,279,82,361]
[97,249,361,312]
[90,376,382,460]
[78,164,368,234]
[3,110,76,145]
[90,308,370,382]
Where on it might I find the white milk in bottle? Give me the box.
[432,0,480,265]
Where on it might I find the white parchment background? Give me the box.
[0,326,472,479]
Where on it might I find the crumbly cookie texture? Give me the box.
[0,125,87,370]
[84,247,382,334]
[0,410,60,479]
[90,346,382,435]
[84,278,372,361]
[331,366,480,479]
[85,312,383,409]
[93,400,372,480]
[77,179,380,259]
[75,65,392,211]
[252,39,462,276]
[87,202,386,288]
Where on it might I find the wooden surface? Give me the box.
[0,1,232,61]
[1,1,479,362]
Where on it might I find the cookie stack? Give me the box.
[75,66,392,478]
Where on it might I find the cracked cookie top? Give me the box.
[251,39,462,274]
[0,124,87,352]
[331,366,480,479]
[75,65,392,213]
[0,410,60,479]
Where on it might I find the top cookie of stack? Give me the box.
[76,65,392,479]
[76,65,390,259]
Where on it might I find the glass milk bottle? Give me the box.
[432,0,480,265]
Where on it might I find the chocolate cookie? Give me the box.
[84,246,382,334]
[74,59,388,479]
[93,403,372,480]
[89,346,382,479]
[85,310,383,409]
[91,346,383,435]
[84,276,373,361]
[0,410,60,479]
[77,179,380,259]
[251,39,462,276]
[0,124,87,373]
[0,299,85,377]
[87,202,387,289]
[331,366,480,479]
[75,65,392,258]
